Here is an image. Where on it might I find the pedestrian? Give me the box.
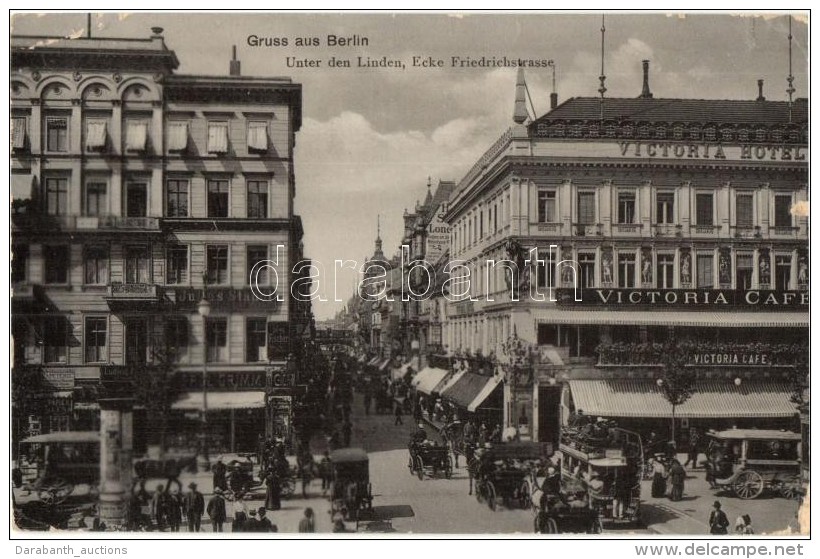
[684,428,701,469]
[256,434,266,466]
[265,470,282,511]
[183,482,205,532]
[364,390,372,416]
[490,424,502,443]
[301,455,314,499]
[668,458,686,502]
[257,507,277,532]
[651,455,668,498]
[212,458,227,491]
[319,450,332,494]
[735,514,754,535]
[151,484,168,531]
[207,488,227,532]
[478,423,489,445]
[231,492,249,533]
[167,486,183,532]
[244,508,259,532]
[298,507,316,533]
[342,418,353,447]
[708,501,730,535]
[394,402,404,426]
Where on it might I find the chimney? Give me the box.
[550,92,558,110]
[513,68,529,124]
[757,79,766,102]
[639,59,653,99]
[151,27,164,38]
[229,45,241,76]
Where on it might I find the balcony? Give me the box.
[573,223,602,237]
[612,223,643,236]
[104,283,161,310]
[731,225,761,239]
[691,224,721,237]
[653,223,683,238]
[534,222,564,234]
[770,226,799,239]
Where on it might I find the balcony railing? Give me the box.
[652,223,682,237]
[613,223,643,235]
[691,224,721,235]
[730,225,761,239]
[770,226,799,238]
[13,214,160,232]
[534,222,563,234]
[573,223,602,237]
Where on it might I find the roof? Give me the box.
[707,429,802,441]
[567,380,799,419]
[422,180,456,226]
[533,97,808,126]
[21,431,100,444]
[330,448,369,463]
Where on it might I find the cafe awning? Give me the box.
[442,373,502,410]
[172,391,266,411]
[533,309,808,328]
[467,374,504,412]
[566,380,798,419]
[412,367,449,395]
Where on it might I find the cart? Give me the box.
[408,441,453,480]
[329,448,373,529]
[705,429,802,500]
[470,442,552,511]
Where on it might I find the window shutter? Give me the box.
[247,121,268,151]
[167,122,189,151]
[125,121,148,151]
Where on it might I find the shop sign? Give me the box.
[171,288,278,311]
[556,288,808,309]
[266,366,295,388]
[267,322,291,361]
[42,368,74,390]
[177,371,266,391]
[692,353,770,366]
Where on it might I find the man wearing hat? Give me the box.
[184,482,205,532]
[207,488,227,532]
[244,507,260,532]
[709,500,730,535]
[257,506,277,532]
[411,423,428,444]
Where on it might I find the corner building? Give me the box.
[11,30,304,455]
[444,76,808,446]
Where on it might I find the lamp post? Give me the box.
[196,294,211,472]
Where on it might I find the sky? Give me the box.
[10,12,809,319]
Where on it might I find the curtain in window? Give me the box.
[736,195,754,227]
[125,121,148,151]
[247,122,268,151]
[11,117,27,149]
[167,122,189,151]
[578,192,595,224]
[208,123,229,153]
[85,120,108,150]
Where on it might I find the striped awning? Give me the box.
[172,391,265,411]
[442,373,500,410]
[467,374,504,412]
[533,309,808,328]
[432,369,467,394]
[567,380,798,419]
[412,367,449,395]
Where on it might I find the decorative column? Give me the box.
[98,397,134,529]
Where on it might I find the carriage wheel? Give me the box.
[408,455,415,475]
[444,455,453,479]
[519,481,531,510]
[476,481,486,504]
[535,513,558,534]
[38,479,74,506]
[486,481,497,511]
[415,456,424,480]
[734,471,764,500]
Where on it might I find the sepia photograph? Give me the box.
[7,10,810,541]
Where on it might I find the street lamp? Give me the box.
[196,295,211,472]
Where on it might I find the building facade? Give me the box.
[443,67,808,446]
[11,30,305,456]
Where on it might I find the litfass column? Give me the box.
[98,397,134,528]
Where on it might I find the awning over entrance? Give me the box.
[566,380,798,419]
[412,367,449,395]
[432,369,467,394]
[442,373,502,411]
[172,391,266,411]
[533,309,808,328]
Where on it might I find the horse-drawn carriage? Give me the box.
[469,441,552,511]
[17,431,100,505]
[329,448,374,529]
[705,429,802,500]
[408,441,453,480]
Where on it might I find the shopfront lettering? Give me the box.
[172,288,277,311]
[560,288,808,308]
[617,141,805,162]
[178,371,266,391]
[692,353,770,366]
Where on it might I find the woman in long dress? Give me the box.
[651,456,668,498]
[265,471,281,511]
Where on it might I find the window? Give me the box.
[776,255,792,290]
[578,253,596,288]
[164,318,189,356]
[247,245,269,286]
[736,194,754,227]
[536,249,557,289]
[247,121,268,151]
[84,317,107,363]
[44,245,69,284]
[736,254,753,290]
[697,254,714,288]
[617,253,635,288]
[774,195,793,227]
[493,204,498,232]
[247,180,268,218]
[126,183,147,218]
[45,177,69,216]
[537,190,556,223]
[656,193,674,224]
[166,179,189,217]
[125,320,148,365]
[166,245,188,285]
[125,120,148,151]
[577,191,595,224]
[206,318,228,362]
[12,117,27,150]
[85,182,107,216]
[207,245,229,284]
[124,246,150,284]
[167,121,189,151]
[695,193,714,226]
[207,122,229,154]
[46,116,68,152]
[84,246,109,285]
[12,245,28,283]
[618,191,636,224]
[44,318,68,364]
[85,119,108,151]
[49,415,70,433]
[246,318,267,362]
[658,254,675,288]
[208,179,229,218]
